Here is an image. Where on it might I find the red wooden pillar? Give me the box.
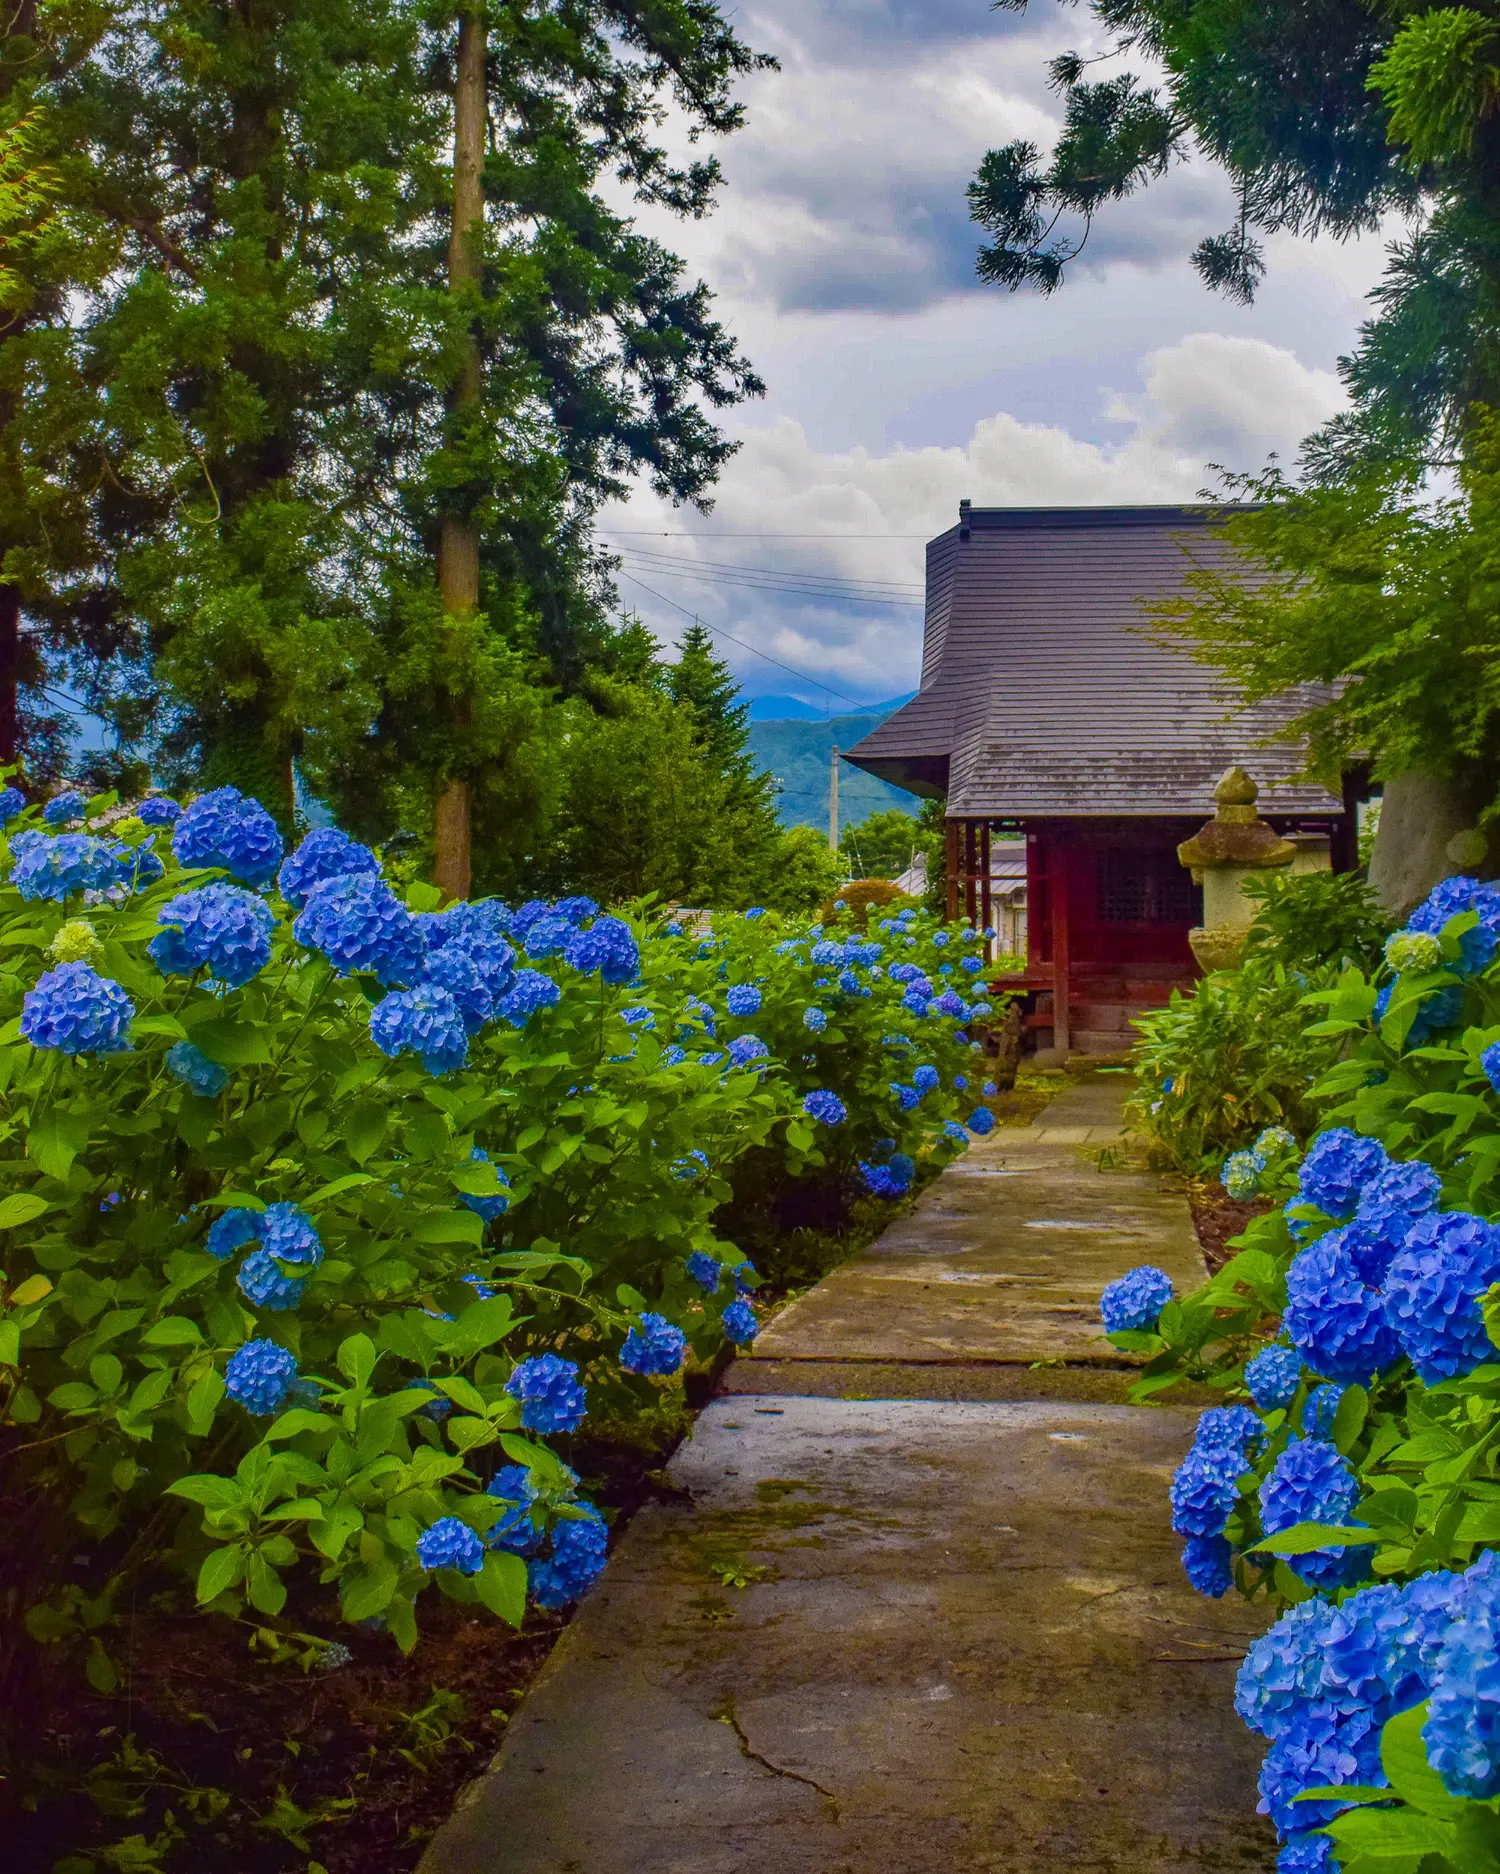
[944,817,959,920]
[1052,851,1071,1056]
[978,823,992,953]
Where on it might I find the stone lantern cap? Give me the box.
[1176,766,1298,871]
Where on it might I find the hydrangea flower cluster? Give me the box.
[619,1312,688,1376]
[506,1354,587,1434]
[803,1006,827,1032]
[1221,1148,1264,1200]
[369,983,469,1076]
[165,1039,230,1099]
[1383,1210,1500,1383]
[1296,1128,1389,1221]
[21,962,134,1054]
[0,784,26,821]
[416,1516,485,1575]
[150,884,275,989]
[726,984,762,1017]
[1281,1229,1400,1383]
[1259,1438,1371,1591]
[135,795,181,828]
[563,913,639,984]
[497,968,561,1026]
[295,873,426,985]
[722,1298,758,1344]
[172,785,284,887]
[1383,929,1442,976]
[44,789,86,824]
[12,831,126,902]
[803,1089,846,1126]
[277,826,380,909]
[224,1339,299,1415]
[1244,1343,1301,1412]
[461,1147,510,1222]
[1099,1264,1174,1334]
[529,1506,609,1609]
[1406,876,1500,975]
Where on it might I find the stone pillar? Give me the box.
[1177,767,1297,972]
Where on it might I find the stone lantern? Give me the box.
[1177,767,1297,972]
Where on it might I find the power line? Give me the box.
[612,558,924,611]
[613,570,874,712]
[611,545,924,596]
[604,529,934,538]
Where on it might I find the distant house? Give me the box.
[844,503,1352,1054]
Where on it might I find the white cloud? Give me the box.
[603,333,1348,704]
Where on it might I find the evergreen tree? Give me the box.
[967,1,1500,468]
[839,805,920,881]
[668,620,753,773]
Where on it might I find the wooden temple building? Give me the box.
[844,504,1355,1054]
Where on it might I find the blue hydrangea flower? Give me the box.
[1351,1157,1442,1279]
[1424,1570,1500,1797]
[510,899,551,938]
[462,1147,510,1222]
[622,1005,655,1028]
[172,785,283,887]
[1282,1230,1400,1383]
[698,1050,725,1067]
[1297,1128,1389,1220]
[913,1064,939,1095]
[1170,1443,1246,1538]
[237,1249,306,1311]
[1384,1210,1500,1383]
[12,831,123,901]
[676,1149,709,1181]
[960,954,984,974]
[726,1033,769,1070]
[1245,1344,1301,1412]
[1407,875,1500,975]
[982,1080,998,1097]
[21,962,134,1054]
[803,1089,846,1126]
[1236,1596,1340,1739]
[277,827,380,909]
[891,1083,920,1111]
[295,873,426,984]
[661,1044,687,1065]
[166,1039,230,1099]
[726,985,762,1017]
[150,884,275,989]
[811,939,845,966]
[224,1339,298,1415]
[135,796,181,827]
[369,984,469,1076]
[111,838,164,892]
[1259,1438,1372,1590]
[687,1250,724,1291]
[260,1202,322,1267]
[530,1505,609,1609]
[803,1007,827,1033]
[722,1298,758,1344]
[524,911,573,959]
[486,1464,544,1556]
[1376,977,1467,1047]
[0,785,26,821]
[1193,1405,1264,1456]
[1302,1383,1346,1438]
[837,967,863,996]
[44,789,86,824]
[1182,1533,1234,1598]
[1099,1264,1174,1333]
[901,985,930,1016]
[619,1312,688,1376]
[1257,1700,1385,1832]
[421,944,493,1034]
[943,1121,968,1144]
[206,1206,263,1261]
[496,968,561,1026]
[1277,1833,1335,1872]
[563,914,639,984]
[416,1516,485,1575]
[744,906,765,919]
[966,1108,995,1136]
[554,895,598,923]
[1222,1149,1264,1200]
[506,1354,586,1433]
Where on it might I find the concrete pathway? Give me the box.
[424,1075,1275,1874]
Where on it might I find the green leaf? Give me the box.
[167,1474,244,1511]
[195,1543,246,1604]
[342,1102,388,1167]
[1247,1522,1375,1556]
[1325,1802,1456,1856]
[85,1638,119,1694]
[1333,1382,1369,1454]
[198,1190,267,1212]
[141,1316,202,1347]
[409,1210,483,1247]
[28,1108,90,1181]
[245,1549,287,1616]
[304,1172,375,1206]
[406,882,443,913]
[473,1550,528,1626]
[339,1561,398,1623]
[185,1367,225,1436]
[188,1017,274,1066]
[0,1191,49,1230]
[1381,1706,1468,1817]
[337,1333,378,1388]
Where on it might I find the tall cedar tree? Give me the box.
[64,1,768,874]
[968,0,1500,469]
[0,3,129,782]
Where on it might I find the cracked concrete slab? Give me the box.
[747,1076,1204,1371]
[422,1398,1273,1874]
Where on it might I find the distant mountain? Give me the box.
[748,695,922,835]
[745,690,916,722]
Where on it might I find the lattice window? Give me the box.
[1095,852,1200,925]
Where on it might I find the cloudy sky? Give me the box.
[599,0,1399,713]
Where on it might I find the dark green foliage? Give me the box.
[1242,869,1390,974]
[968,0,1499,463]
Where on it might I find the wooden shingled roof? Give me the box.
[844,505,1344,820]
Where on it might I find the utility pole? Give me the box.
[829,744,839,850]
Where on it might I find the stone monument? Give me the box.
[1177,767,1298,972]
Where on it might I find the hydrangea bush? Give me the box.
[1107,874,1500,1870]
[0,786,1005,1705]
